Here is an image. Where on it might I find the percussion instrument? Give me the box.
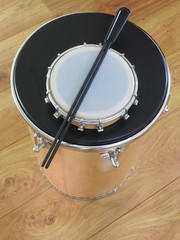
[11,12,170,199]
[45,44,138,129]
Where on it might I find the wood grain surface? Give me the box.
[0,0,179,239]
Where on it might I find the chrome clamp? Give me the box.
[101,146,127,168]
[97,120,104,132]
[163,105,169,113]
[78,120,85,131]
[33,133,46,153]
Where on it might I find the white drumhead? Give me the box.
[47,44,137,122]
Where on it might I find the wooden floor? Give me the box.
[0,0,180,239]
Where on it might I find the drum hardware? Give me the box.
[44,96,50,103]
[163,105,169,113]
[133,98,139,106]
[44,90,51,103]
[162,94,170,113]
[78,120,85,131]
[97,120,104,132]
[101,146,127,168]
[41,7,131,169]
[33,133,47,153]
[53,111,61,119]
[53,108,62,119]
[122,93,138,120]
[77,119,104,132]
[123,109,130,120]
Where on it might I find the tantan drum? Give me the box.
[11,12,170,199]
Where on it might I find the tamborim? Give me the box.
[45,44,138,130]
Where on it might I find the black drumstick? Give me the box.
[42,7,130,169]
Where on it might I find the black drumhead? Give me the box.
[12,13,169,146]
